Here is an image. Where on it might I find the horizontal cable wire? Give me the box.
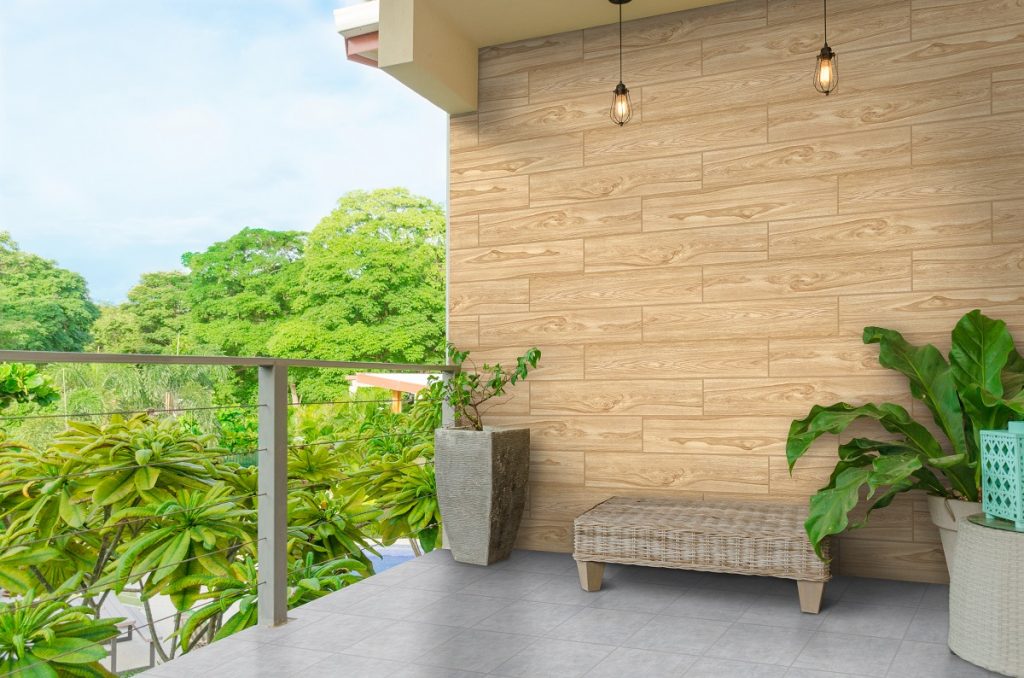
[287,431,432,450]
[289,399,411,407]
[4,539,265,616]
[0,403,262,423]
[0,452,265,489]
[3,493,265,549]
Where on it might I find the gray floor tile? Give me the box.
[838,577,927,608]
[740,594,828,629]
[920,584,950,610]
[705,623,814,666]
[143,639,260,677]
[421,628,533,673]
[368,559,438,585]
[623,613,732,655]
[549,606,654,646]
[792,631,901,677]
[297,581,387,613]
[818,601,916,639]
[521,574,607,606]
[302,653,405,677]
[683,657,787,678]
[699,572,776,595]
[588,578,684,614]
[343,620,461,662]
[344,585,449,620]
[389,665,486,678]
[477,599,585,636]
[610,565,708,588]
[488,549,578,576]
[266,611,392,650]
[887,640,1000,677]
[394,563,489,592]
[493,638,612,678]
[662,587,754,622]
[460,569,553,599]
[412,592,512,627]
[208,644,334,678]
[904,606,949,644]
[785,669,873,678]
[583,647,697,678]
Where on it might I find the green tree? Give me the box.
[269,188,446,400]
[0,232,100,351]
[125,271,192,354]
[89,305,142,354]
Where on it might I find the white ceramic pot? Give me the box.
[927,495,983,576]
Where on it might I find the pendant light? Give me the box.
[813,0,838,95]
[609,0,633,126]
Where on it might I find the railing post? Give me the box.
[257,364,288,627]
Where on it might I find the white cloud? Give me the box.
[0,0,447,303]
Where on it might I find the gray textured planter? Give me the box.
[434,427,530,566]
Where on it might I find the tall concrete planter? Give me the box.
[434,427,530,566]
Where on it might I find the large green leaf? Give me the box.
[863,326,968,459]
[31,638,107,664]
[949,310,1014,397]
[805,466,871,559]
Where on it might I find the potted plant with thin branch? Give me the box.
[425,345,540,565]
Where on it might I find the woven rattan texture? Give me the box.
[574,497,829,582]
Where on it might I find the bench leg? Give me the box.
[797,580,825,614]
[577,561,605,592]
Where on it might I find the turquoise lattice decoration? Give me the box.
[980,422,1024,530]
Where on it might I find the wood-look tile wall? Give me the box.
[447,0,1024,584]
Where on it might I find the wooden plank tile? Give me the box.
[704,128,911,188]
[585,340,769,379]
[769,73,990,142]
[585,452,771,494]
[530,450,585,484]
[449,279,530,315]
[643,416,797,456]
[644,177,837,231]
[768,204,992,259]
[842,493,916,542]
[770,337,888,377]
[911,0,1024,40]
[530,154,701,206]
[703,376,912,417]
[449,214,479,250]
[478,308,642,346]
[530,267,701,311]
[913,495,942,544]
[449,176,530,216]
[703,252,913,302]
[704,1,910,76]
[583,0,766,58]
[486,415,643,452]
[450,240,583,283]
[585,225,768,272]
[993,65,1024,113]
[769,454,835,497]
[481,382,530,417]
[839,156,1024,212]
[584,105,767,164]
[515,518,574,552]
[531,379,702,416]
[840,288,1024,341]
[644,298,839,341]
[460,345,585,381]
[994,200,1024,244]
[644,63,805,122]
[768,0,898,25]
[450,133,583,184]
[912,111,1024,166]
[478,93,634,144]
[479,31,582,79]
[449,316,479,349]
[478,72,529,112]
[530,40,701,103]
[834,537,948,584]
[528,483,619,521]
[450,113,478,150]
[478,197,641,247]
[913,243,1024,290]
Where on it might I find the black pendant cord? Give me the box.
[823,0,828,46]
[618,2,624,84]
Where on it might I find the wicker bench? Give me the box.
[573,496,830,613]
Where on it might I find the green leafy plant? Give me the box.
[426,345,541,431]
[788,310,1024,558]
[0,363,59,411]
[0,590,122,677]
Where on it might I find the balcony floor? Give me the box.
[143,549,996,678]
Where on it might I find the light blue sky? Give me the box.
[0,0,447,303]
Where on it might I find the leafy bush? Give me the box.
[0,363,59,411]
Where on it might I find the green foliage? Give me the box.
[0,591,121,678]
[0,363,59,411]
[788,310,1024,558]
[0,232,100,352]
[426,345,541,431]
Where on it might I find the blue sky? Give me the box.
[0,0,447,303]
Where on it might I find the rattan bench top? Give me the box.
[575,496,811,539]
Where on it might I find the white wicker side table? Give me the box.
[948,515,1024,677]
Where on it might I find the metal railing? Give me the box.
[0,349,456,673]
